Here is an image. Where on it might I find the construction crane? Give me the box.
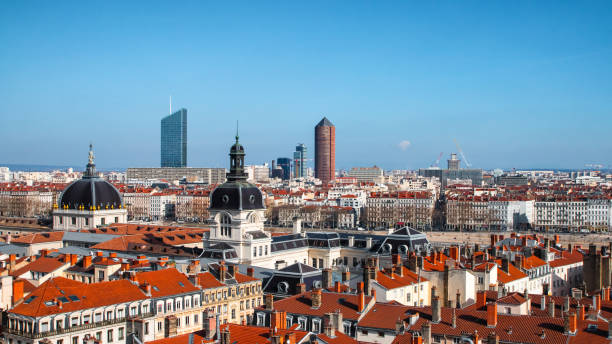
[453,139,472,168]
[431,152,444,168]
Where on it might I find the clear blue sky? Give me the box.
[1,1,611,170]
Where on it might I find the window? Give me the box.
[83,315,91,324]
[221,214,231,236]
[101,218,106,225]
[143,304,149,314]
[107,329,113,342]
[98,271,105,280]
[117,309,124,318]
[72,217,76,225]
[71,318,78,326]
[298,318,307,329]
[145,322,149,335]
[157,321,163,332]
[41,322,49,332]
[94,313,102,322]
[194,314,199,324]
[114,217,119,223]
[176,300,181,310]
[312,258,317,267]
[57,340,63,344]
[72,337,78,344]
[506,307,511,314]
[312,319,321,333]
[259,246,262,256]
[253,247,257,257]
[185,298,191,308]
[231,309,236,319]
[106,311,113,320]
[130,307,137,316]
[95,332,101,340]
[118,327,124,340]
[185,316,190,325]
[85,218,89,226]
[257,313,265,326]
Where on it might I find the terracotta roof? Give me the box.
[522,255,547,269]
[497,292,527,305]
[11,277,147,317]
[10,231,64,244]
[549,250,583,268]
[375,267,427,290]
[263,290,373,321]
[196,272,225,289]
[495,260,528,284]
[10,257,66,277]
[135,268,199,297]
[217,323,310,344]
[144,331,209,344]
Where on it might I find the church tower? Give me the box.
[208,131,272,267]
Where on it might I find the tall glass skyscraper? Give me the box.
[161,108,187,167]
[276,157,291,180]
[293,143,307,178]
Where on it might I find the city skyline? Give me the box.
[1,2,611,170]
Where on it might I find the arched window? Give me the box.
[221,214,232,237]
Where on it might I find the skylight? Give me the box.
[58,296,70,303]
[24,296,37,304]
[44,301,55,307]
[68,295,80,302]
[178,282,184,287]
[152,286,159,291]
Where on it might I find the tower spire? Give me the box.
[236,120,239,143]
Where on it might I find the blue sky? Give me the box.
[1,1,611,170]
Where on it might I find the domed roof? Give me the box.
[210,181,264,211]
[58,144,123,210]
[209,131,264,211]
[59,179,122,210]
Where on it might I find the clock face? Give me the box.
[222,195,229,204]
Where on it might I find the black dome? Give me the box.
[210,181,264,211]
[59,178,122,210]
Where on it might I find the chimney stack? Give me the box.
[487,303,497,327]
[297,283,306,294]
[568,312,577,335]
[487,332,499,344]
[432,296,441,323]
[322,268,333,289]
[12,279,24,304]
[451,308,456,328]
[422,322,431,344]
[312,288,322,309]
[477,291,486,308]
[594,294,601,313]
[358,288,365,312]
[540,295,546,310]
[265,294,274,310]
[247,267,254,277]
[342,268,350,283]
[548,298,555,317]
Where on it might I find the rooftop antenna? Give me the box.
[169,95,172,114]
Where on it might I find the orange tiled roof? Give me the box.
[11,277,147,317]
[265,290,373,320]
[135,268,199,297]
[10,231,64,244]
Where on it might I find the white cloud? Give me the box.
[398,140,411,150]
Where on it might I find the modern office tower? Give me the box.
[293,143,307,178]
[161,108,187,167]
[315,117,335,185]
[277,157,291,180]
[447,153,460,170]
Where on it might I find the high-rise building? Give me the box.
[447,153,460,170]
[293,143,307,179]
[277,157,291,180]
[315,117,335,185]
[161,108,187,167]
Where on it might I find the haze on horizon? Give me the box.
[1,1,611,171]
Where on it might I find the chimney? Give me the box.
[70,254,78,266]
[548,298,555,317]
[487,303,497,327]
[358,289,365,313]
[456,289,461,308]
[219,262,227,283]
[568,312,577,335]
[203,311,216,339]
[568,243,573,252]
[563,296,570,313]
[334,281,341,293]
[40,249,48,257]
[449,246,459,261]
[371,288,377,302]
[451,308,456,328]
[285,332,296,344]
[109,252,117,258]
[490,234,496,247]
[487,332,499,344]
[322,268,333,289]
[608,317,612,339]
[540,295,546,310]
[247,267,254,277]
[12,279,24,304]
[603,287,610,302]
[594,294,601,313]
[432,296,441,323]
[312,288,322,309]
[422,322,431,344]
[265,294,274,310]
[543,283,549,296]
[411,333,423,344]
[96,251,103,257]
[501,258,509,274]
[270,311,287,330]
[83,256,92,268]
[297,283,306,294]
[477,291,486,308]
[342,268,350,283]
[578,304,585,320]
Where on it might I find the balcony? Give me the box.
[6,313,154,339]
